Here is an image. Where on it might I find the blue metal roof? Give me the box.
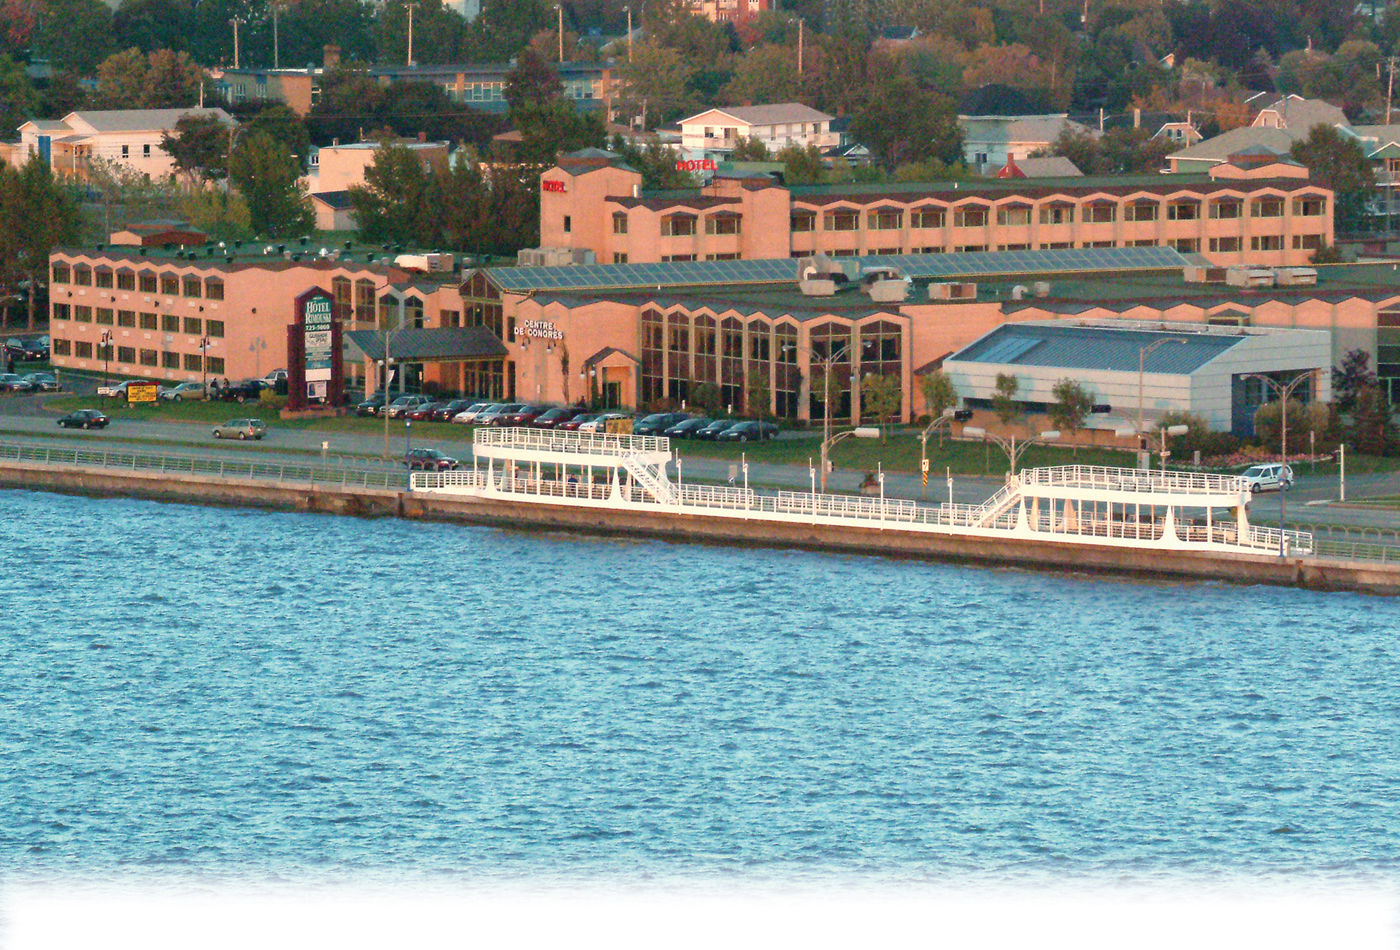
[949,322,1245,375]
[483,246,1187,294]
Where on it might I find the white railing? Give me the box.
[475,426,670,457]
[1245,524,1315,556]
[676,483,756,510]
[1020,464,1248,497]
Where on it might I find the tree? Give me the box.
[861,372,902,439]
[991,372,1021,428]
[161,112,233,185]
[82,156,179,238]
[504,46,563,114]
[375,0,466,66]
[229,132,314,238]
[177,185,251,241]
[1350,382,1397,456]
[0,158,79,330]
[274,0,377,67]
[729,136,770,161]
[744,364,771,419]
[850,74,961,170]
[0,54,38,143]
[348,144,435,244]
[618,39,695,129]
[1048,378,1094,442]
[1291,124,1375,232]
[244,105,312,171]
[774,143,825,185]
[721,44,800,106]
[464,0,551,61]
[96,47,200,109]
[1252,397,1306,453]
[610,137,699,189]
[918,370,958,422]
[691,381,722,416]
[1333,348,1377,411]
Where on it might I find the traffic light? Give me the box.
[953,409,973,421]
[1091,403,1112,414]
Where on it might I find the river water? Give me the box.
[3,488,1398,884]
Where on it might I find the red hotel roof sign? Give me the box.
[541,179,566,193]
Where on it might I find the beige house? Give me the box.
[10,108,235,181]
[680,104,838,158]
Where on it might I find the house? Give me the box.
[1248,94,1348,131]
[310,191,357,232]
[996,156,1083,178]
[679,103,839,159]
[685,0,772,22]
[1154,121,1203,147]
[958,113,1094,174]
[307,139,450,194]
[10,108,235,182]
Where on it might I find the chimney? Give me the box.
[323,45,341,70]
[1133,107,1141,129]
[418,131,427,143]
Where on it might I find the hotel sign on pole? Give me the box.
[304,297,333,383]
[287,287,343,411]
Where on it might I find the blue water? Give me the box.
[3,488,1398,882]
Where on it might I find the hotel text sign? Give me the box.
[303,296,333,382]
[675,159,717,172]
[521,319,564,340]
[541,180,566,193]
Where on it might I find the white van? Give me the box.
[1241,462,1294,493]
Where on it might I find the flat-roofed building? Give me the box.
[538,149,1333,268]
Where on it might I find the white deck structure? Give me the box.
[414,428,1311,556]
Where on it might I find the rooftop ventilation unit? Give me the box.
[797,254,858,296]
[928,281,977,301]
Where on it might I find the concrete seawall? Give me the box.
[4,460,1397,595]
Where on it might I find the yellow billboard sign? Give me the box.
[128,383,159,404]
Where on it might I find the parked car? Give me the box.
[22,372,59,392]
[431,398,475,422]
[577,412,629,433]
[716,420,780,442]
[695,418,743,440]
[6,337,48,361]
[96,379,136,398]
[158,382,205,401]
[384,394,434,418]
[218,379,268,403]
[57,408,109,429]
[212,418,267,440]
[404,447,460,471]
[663,417,712,439]
[405,401,443,421]
[0,372,34,392]
[260,368,288,387]
[634,412,690,436]
[478,402,526,426]
[1241,462,1294,493]
[356,393,389,416]
[529,407,581,428]
[3,338,25,361]
[556,412,600,432]
[451,401,498,424]
[497,403,550,426]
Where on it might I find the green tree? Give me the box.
[774,143,825,185]
[1252,398,1306,453]
[0,54,38,143]
[918,369,958,421]
[850,74,961,170]
[81,155,180,237]
[861,372,902,438]
[991,372,1021,428]
[1333,348,1377,412]
[509,100,606,165]
[0,158,80,329]
[691,381,723,416]
[464,0,550,61]
[347,143,434,243]
[161,112,234,185]
[275,0,377,66]
[230,132,314,238]
[375,0,466,66]
[96,47,200,109]
[1048,378,1094,440]
[618,39,695,128]
[745,364,771,419]
[177,184,251,241]
[1349,382,1397,456]
[610,137,699,189]
[729,136,770,161]
[721,45,800,106]
[1290,124,1376,232]
[504,45,563,113]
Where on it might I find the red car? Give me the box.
[404,448,459,471]
[405,402,442,421]
[556,412,601,432]
[496,403,550,426]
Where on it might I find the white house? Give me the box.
[679,103,838,158]
[10,108,235,182]
[958,113,1094,174]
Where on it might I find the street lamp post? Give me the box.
[199,335,210,397]
[1138,336,1188,467]
[99,330,112,388]
[382,296,406,459]
[1244,369,1315,557]
[962,427,1060,475]
[918,407,965,499]
[819,425,881,493]
[816,342,854,492]
[404,418,413,489]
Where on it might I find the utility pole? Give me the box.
[406,1,416,67]
[556,3,564,62]
[1387,57,1397,125]
[273,3,281,69]
[623,5,632,63]
[798,18,804,75]
[230,17,242,69]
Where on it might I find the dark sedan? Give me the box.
[496,404,549,426]
[716,420,780,442]
[404,447,460,471]
[634,411,689,436]
[530,407,585,428]
[405,401,443,421]
[663,417,712,438]
[57,409,110,429]
[556,412,600,432]
[430,398,475,422]
[355,394,389,416]
[694,418,742,440]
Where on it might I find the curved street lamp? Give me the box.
[962,426,1060,475]
[1137,336,1189,453]
[1243,369,1316,557]
[99,330,113,388]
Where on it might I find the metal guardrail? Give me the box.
[1314,538,1400,563]
[475,426,670,457]
[1021,464,1248,496]
[0,441,405,490]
